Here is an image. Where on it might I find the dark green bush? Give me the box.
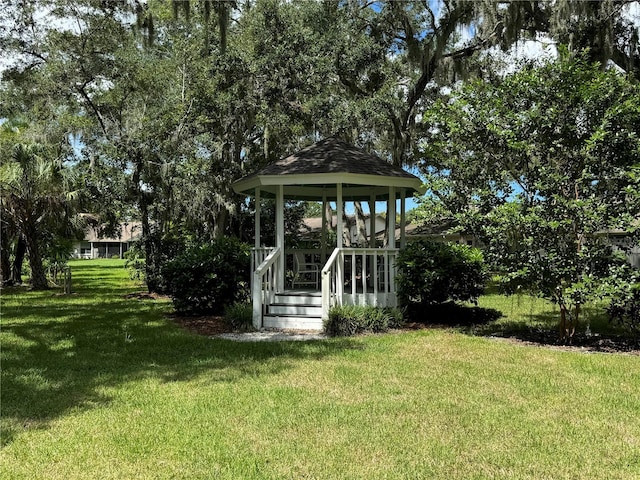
[124,234,187,292]
[324,305,404,336]
[608,281,640,337]
[397,239,487,307]
[224,302,254,332]
[162,237,251,315]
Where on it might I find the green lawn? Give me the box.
[1,260,639,479]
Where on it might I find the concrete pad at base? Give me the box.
[216,330,326,342]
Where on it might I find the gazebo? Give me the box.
[232,137,424,330]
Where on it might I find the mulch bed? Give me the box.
[166,314,640,354]
[124,292,232,336]
[170,314,232,336]
[485,330,640,355]
[133,292,637,354]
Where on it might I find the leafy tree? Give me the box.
[421,52,640,341]
[303,202,323,219]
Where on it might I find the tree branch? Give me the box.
[76,84,108,136]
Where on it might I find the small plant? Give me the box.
[43,238,73,286]
[224,302,254,332]
[124,245,146,282]
[324,305,404,336]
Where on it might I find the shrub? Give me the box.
[397,239,487,307]
[126,234,188,293]
[162,237,251,315]
[224,302,254,332]
[608,281,640,337]
[324,305,404,336]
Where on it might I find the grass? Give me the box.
[478,291,614,331]
[1,260,639,479]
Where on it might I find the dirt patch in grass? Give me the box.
[170,314,232,336]
[124,291,170,300]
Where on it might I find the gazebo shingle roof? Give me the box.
[232,137,424,201]
[253,137,416,179]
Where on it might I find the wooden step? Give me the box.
[263,314,323,331]
[273,292,322,306]
[268,303,322,316]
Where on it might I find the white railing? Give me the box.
[321,247,399,320]
[321,248,342,320]
[252,247,281,329]
[251,247,276,292]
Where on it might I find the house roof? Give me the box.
[233,137,425,201]
[301,214,386,233]
[83,221,142,243]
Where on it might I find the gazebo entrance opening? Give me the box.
[233,138,424,330]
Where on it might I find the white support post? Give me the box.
[337,250,343,305]
[336,184,344,303]
[321,192,327,263]
[337,184,343,249]
[255,188,261,249]
[388,186,396,249]
[369,193,376,248]
[252,270,262,329]
[276,185,285,292]
[400,189,406,249]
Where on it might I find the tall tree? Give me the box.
[317,1,512,168]
[421,52,640,340]
[0,124,78,289]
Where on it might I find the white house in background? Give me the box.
[601,228,640,269]
[398,221,480,247]
[73,221,141,259]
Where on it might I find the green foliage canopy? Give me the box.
[421,51,640,339]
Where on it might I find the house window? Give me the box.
[80,242,91,255]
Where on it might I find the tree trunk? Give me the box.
[354,201,368,247]
[324,202,333,233]
[559,299,578,344]
[559,302,568,343]
[24,228,48,289]
[382,214,390,247]
[342,203,351,247]
[139,193,159,294]
[0,226,11,284]
[213,207,228,239]
[11,236,26,284]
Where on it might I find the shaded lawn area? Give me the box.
[406,291,639,353]
[1,260,639,479]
